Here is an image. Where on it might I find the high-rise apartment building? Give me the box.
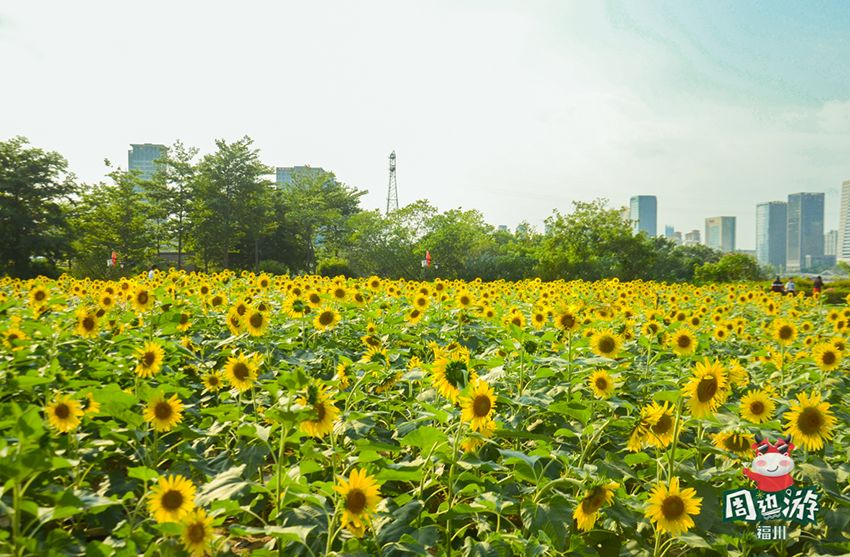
[629,195,657,236]
[128,143,167,181]
[786,192,825,272]
[838,181,850,263]
[275,166,329,188]
[684,230,701,245]
[825,229,839,257]
[705,217,736,252]
[755,201,787,268]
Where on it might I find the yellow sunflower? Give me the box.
[811,343,842,372]
[589,329,622,359]
[201,372,225,392]
[298,383,340,438]
[148,475,196,523]
[431,350,477,403]
[143,394,184,432]
[223,352,260,392]
[669,328,697,356]
[771,319,797,346]
[313,307,341,332]
[244,308,268,337]
[333,468,382,537]
[132,287,155,312]
[135,341,165,378]
[588,370,616,399]
[554,308,580,333]
[3,327,28,350]
[225,308,243,335]
[459,379,496,432]
[739,388,775,424]
[784,391,837,451]
[75,308,99,338]
[180,508,215,557]
[45,394,84,433]
[573,482,619,532]
[645,477,702,536]
[643,401,677,449]
[682,358,728,418]
[713,431,755,458]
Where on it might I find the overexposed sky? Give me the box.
[2,1,850,248]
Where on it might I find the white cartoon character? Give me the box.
[743,435,795,493]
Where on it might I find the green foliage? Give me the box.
[147,141,198,269]
[693,253,766,284]
[0,136,77,278]
[316,257,353,277]
[69,168,157,277]
[191,136,276,271]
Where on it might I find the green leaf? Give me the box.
[401,426,448,455]
[128,466,158,482]
[196,465,249,506]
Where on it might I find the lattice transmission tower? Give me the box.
[386,151,398,214]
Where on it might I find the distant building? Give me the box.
[664,225,675,238]
[705,216,736,252]
[684,229,701,245]
[629,195,657,236]
[497,224,509,233]
[755,201,787,268]
[275,166,329,188]
[825,229,839,257]
[671,231,682,245]
[786,192,825,272]
[838,181,850,263]
[128,143,167,181]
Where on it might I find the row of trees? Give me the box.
[1,135,765,283]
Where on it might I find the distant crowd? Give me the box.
[771,275,824,295]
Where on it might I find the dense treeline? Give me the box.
[1,136,765,283]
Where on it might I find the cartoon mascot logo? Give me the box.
[743,435,795,492]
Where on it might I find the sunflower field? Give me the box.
[2,271,850,557]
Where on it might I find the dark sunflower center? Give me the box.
[345,488,367,514]
[314,402,326,421]
[560,314,576,329]
[581,488,606,514]
[180,313,189,325]
[54,403,70,419]
[233,362,249,380]
[750,401,765,415]
[696,376,718,402]
[661,495,685,519]
[161,489,184,510]
[511,316,522,326]
[319,311,334,326]
[309,294,321,304]
[143,351,157,367]
[208,376,220,386]
[779,326,793,340]
[155,401,173,420]
[459,296,470,306]
[186,522,206,543]
[798,407,824,435]
[411,310,420,318]
[677,335,691,349]
[822,351,836,365]
[8,333,19,341]
[444,360,467,388]
[652,413,672,434]
[229,315,240,327]
[334,289,345,299]
[472,394,491,417]
[724,435,749,452]
[212,296,223,306]
[137,292,149,305]
[595,377,609,391]
[416,298,427,307]
[83,316,96,331]
[103,297,112,306]
[598,336,615,354]
[249,313,263,328]
[35,290,46,301]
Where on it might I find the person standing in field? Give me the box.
[813,275,824,295]
[784,277,796,295]
[771,276,784,293]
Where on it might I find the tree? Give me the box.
[148,141,198,269]
[419,208,495,280]
[278,169,365,273]
[191,136,276,271]
[694,253,766,284]
[0,136,77,277]
[535,199,638,281]
[70,169,157,277]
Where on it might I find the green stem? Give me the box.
[445,418,465,557]
[666,398,684,485]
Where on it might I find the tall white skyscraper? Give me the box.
[838,181,850,263]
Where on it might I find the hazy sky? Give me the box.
[3,1,850,248]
